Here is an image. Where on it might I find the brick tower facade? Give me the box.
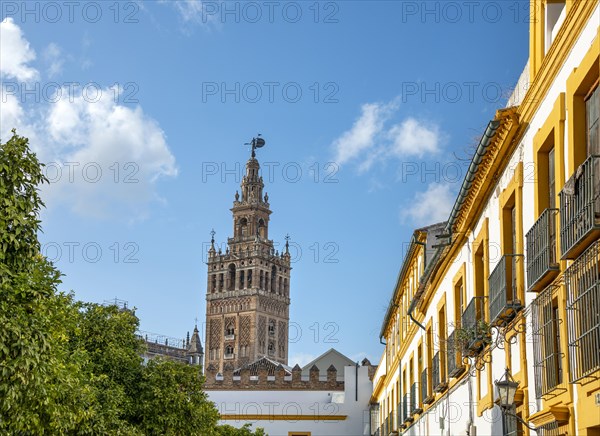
[204,150,291,373]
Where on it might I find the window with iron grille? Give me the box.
[537,421,561,436]
[565,239,600,383]
[532,285,563,397]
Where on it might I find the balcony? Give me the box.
[489,255,524,326]
[565,240,600,383]
[460,296,491,356]
[432,351,447,393]
[402,393,413,424]
[410,382,422,415]
[531,284,564,398]
[559,155,600,259]
[387,412,397,435]
[421,368,434,404]
[526,208,559,291]
[447,330,466,378]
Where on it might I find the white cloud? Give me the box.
[163,0,220,28]
[400,183,454,224]
[0,18,39,81]
[331,100,442,171]
[332,102,394,167]
[43,43,64,78]
[0,89,24,138]
[1,20,177,221]
[41,86,178,219]
[388,117,440,157]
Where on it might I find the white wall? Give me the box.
[208,365,372,436]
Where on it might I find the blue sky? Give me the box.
[1,1,529,365]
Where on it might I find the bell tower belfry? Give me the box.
[204,139,291,372]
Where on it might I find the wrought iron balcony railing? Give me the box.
[559,155,600,259]
[489,255,524,326]
[402,393,413,424]
[565,240,600,383]
[432,351,447,393]
[410,382,422,415]
[447,329,466,378]
[461,296,490,355]
[526,208,559,292]
[531,284,564,398]
[421,368,434,405]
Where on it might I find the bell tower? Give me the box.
[204,139,291,373]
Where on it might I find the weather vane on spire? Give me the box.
[244,134,266,158]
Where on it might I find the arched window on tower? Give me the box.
[239,270,245,289]
[283,278,288,296]
[227,264,236,291]
[258,219,266,238]
[211,275,216,293]
[278,277,282,295]
[271,266,277,293]
[268,320,276,336]
[265,272,269,291]
[219,273,224,291]
[260,270,264,289]
[240,218,248,237]
[247,270,253,287]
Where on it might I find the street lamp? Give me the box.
[495,367,519,408]
[494,367,537,435]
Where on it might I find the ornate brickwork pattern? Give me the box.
[240,315,251,345]
[258,315,266,353]
[209,318,222,348]
[278,321,286,359]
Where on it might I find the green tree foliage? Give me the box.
[0,131,266,435]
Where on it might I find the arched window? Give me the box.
[268,320,276,336]
[240,218,248,237]
[225,345,234,357]
[247,270,253,287]
[219,273,224,291]
[278,277,282,294]
[211,275,216,293]
[271,266,277,292]
[260,271,264,289]
[283,278,288,295]
[258,219,266,238]
[265,272,269,291]
[227,264,236,291]
[239,270,245,288]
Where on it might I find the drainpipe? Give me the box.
[355,361,359,401]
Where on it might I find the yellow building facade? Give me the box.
[371,1,599,435]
